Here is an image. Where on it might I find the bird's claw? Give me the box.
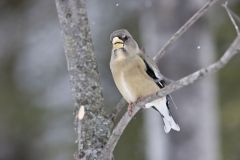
[128,97,144,116]
[128,103,134,116]
[136,96,144,103]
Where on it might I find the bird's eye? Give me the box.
[122,35,128,41]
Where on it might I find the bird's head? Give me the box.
[110,29,140,57]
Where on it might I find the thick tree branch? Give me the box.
[55,0,112,159]
[154,0,219,61]
[104,2,240,159]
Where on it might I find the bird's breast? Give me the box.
[111,61,160,103]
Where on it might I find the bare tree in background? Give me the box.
[55,0,240,159]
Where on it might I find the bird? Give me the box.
[109,29,180,133]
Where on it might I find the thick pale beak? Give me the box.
[112,37,124,49]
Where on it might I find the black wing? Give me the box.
[145,60,166,88]
[139,53,178,110]
[139,53,166,88]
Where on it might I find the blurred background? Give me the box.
[0,0,240,160]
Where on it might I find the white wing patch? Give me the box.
[145,97,166,109]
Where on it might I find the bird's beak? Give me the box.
[112,37,124,50]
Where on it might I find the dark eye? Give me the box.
[122,35,128,41]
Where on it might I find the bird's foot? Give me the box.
[136,96,145,103]
[128,97,147,116]
[128,103,134,116]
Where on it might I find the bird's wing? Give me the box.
[138,53,166,88]
[139,53,178,110]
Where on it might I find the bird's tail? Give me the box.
[145,97,180,133]
[161,112,180,133]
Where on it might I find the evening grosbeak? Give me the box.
[109,29,180,133]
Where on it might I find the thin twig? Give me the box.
[231,10,240,24]
[154,0,219,61]
[222,1,240,35]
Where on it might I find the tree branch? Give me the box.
[103,2,240,159]
[154,0,219,61]
[222,1,240,35]
[109,98,127,123]
[157,36,240,97]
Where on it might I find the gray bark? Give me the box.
[55,0,112,159]
[140,0,219,160]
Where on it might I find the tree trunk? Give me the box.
[55,0,113,159]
